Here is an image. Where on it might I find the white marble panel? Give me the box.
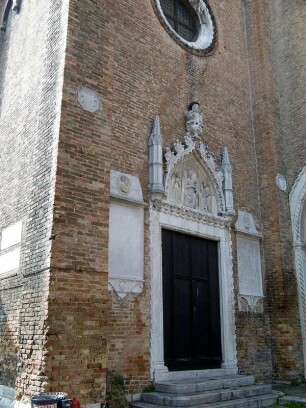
[108,201,144,299]
[1,221,22,250]
[237,235,263,297]
[0,247,21,275]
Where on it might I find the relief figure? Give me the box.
[198,182,212,213]
[168,166,214,214]
[184,170,199,209]
[170,174,182,203]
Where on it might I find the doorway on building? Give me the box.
[162,229,222,371]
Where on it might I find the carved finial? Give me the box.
[221,147,232,173]
[185,102,204,139]
[174,139,184,155]
[184,134,195,149]
[148,115,162,146]
[148,115,164,197]
[221,147,235,215]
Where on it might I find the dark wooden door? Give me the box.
[162,229,222,371]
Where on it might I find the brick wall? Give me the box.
[243,0,304,379]
[46,0,113,401]
[268,0,306,188]
[0,0,68,397]
[2,0,305,403]
[49,1,275,402]
[268,0,306,379]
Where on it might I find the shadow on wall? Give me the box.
[0,294,19,388]
[0,0,12,114]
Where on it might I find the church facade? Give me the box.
[1,0,306,406]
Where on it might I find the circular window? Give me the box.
[159,0,199,42]
[155,0,216,54]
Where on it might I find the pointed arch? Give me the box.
[290,166,306,377]
[164,139,225,216]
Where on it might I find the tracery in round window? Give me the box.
[156,0,216,54]
[160,0,199,42]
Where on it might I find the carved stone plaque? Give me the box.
[235,211,261,237]
[237,235,263,297]
[110,171,144,204]
[77,86,102,113]
[276,173,287,192]
[237,235,263,311]
[108,171,144,299]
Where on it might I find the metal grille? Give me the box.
[160,0,198,42]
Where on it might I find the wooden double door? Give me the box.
[162,229,222,371]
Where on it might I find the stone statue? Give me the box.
[185,102,204,139]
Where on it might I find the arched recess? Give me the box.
[290,166,306,377]
[149,135,237,381]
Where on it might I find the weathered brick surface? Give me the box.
[243,0,304,380]
[45,269,108,402]
[52,0,273,400]
[0,0,68,398]
[1,0,306,404]
[236,312,273,380]
[0,287,21,387]
[267,0,306,379]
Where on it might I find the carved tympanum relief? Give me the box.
[167,160,216,215]
[148,102,234,218]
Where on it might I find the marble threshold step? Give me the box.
[155,375,255,394]
[129,375,278,408]
[130,393,279,408]
[141,385,272,406]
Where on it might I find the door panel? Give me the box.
[173,231,191,277]
[162,229,222,371]
[173,278,192,359]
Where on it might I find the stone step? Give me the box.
[155,375,255,394]
[130,392,278,408]
[141,385,272,407]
